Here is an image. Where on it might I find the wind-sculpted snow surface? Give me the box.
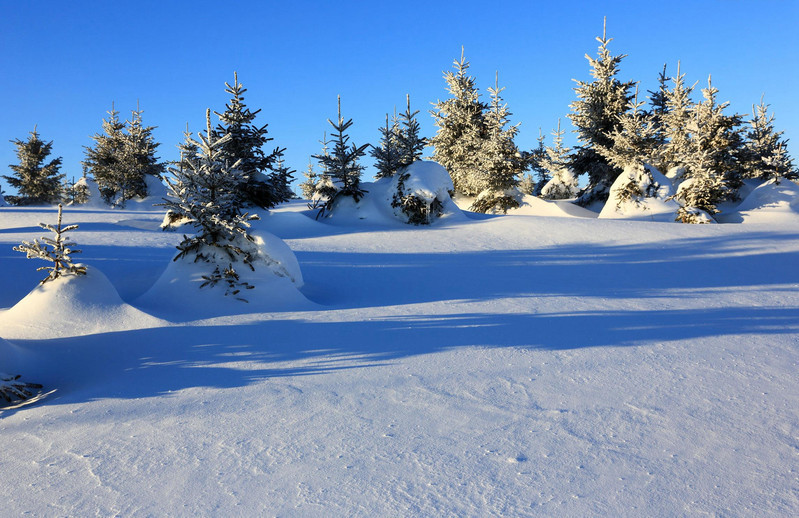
[0,197,798,516]
[598,163,681,221]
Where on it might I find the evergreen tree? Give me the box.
[648,64,670,151]
[4,127,64,205]
[117,103,165,205]
[214,72,282,209]
[299,159,318,200]
[742,98,795,182]
[567,18,635,205]
[597,86,660,169]
[470,72,523,213]
[541,119,571,175]
[430,48,489,196]
[312,96,369,217]
[162,109,259,298]
[14,204,87,283]
[270,151,296,202]
[371,111,402,179]
[396,94,427,167]
[660,62,696,174]
[83,103,128,204]
[176,122,199,175]
[674,76,745,221]
[540,120,579,200]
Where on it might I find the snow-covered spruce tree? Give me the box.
[520,129,549,195]
[270,152,297,202]
[673,76,745,223]
[14,203,87,284]
[567,18,635,206]
[298,159,318,200]
[3,127,64,206]
[430,48,489,196]
[742,98,795,182]
[214,72,286,209]
[161,110,259,299]
[371,111,403,179]
[312,96,369,217]
[660,61,695,176]
[117,103,165,206]
[470,73,523,213]
[596,86,660,170]
[308,133,336,209]
[176,122,199,175]
[540,119,579,200]
[83,104,126,204]
[648,64,670,154]
[0,373,43,406]
[397,94,427,168]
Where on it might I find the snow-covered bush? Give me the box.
[599,163,680,221]
[14,204,87,284]
[469,188,521,214]
[389,161,454,225]
[540,168,579,200]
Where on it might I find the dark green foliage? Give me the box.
[4,127,64,205]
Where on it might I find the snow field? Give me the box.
[0,195,798,516]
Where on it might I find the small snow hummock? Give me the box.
[540,168,579,200]
[599,162,680,222]
[388,161,458,224]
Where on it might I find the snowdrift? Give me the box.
[599,163,680,221]
[0,266,165,340]
[717,178,799,224]
[136,230,312,318]
[512,194,598,218]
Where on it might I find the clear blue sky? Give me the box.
[2,0,797,193]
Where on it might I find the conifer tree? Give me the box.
[521,129,549,195]
[83,103,128,204]
[371,111,402,179]
[270,151,296,202]
[162,109,259,298]
[540,120,579,200]
[430,48,489,196]
[14,204,87,283]
[567,18,635,205]
[660,62,696,174]
[299,159,318,200]
[118,103,165,205]
[674,76,745,221]
[214,72,282,209]
[397,94,427,168]
[4,127,64,205]
[648,64,670,151]
[742,98,795,182]
[312,96,369,216]
[176,122,199,175]
[597,86,660,169]
[470,72,523,213]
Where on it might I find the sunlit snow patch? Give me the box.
[598,163,680,222]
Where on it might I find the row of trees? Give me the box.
[3,73,295,211]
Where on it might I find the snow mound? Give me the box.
[125,175,169,210]
[72,176,105,207]
[599,163,680,222]
[136,230,311,318]
[0,336,25,374]
[540,168,579,200]
[315,162,465,226]
[717,178,799,224]
[387,161,462,224]
[0,266,165,340]
[512,195,598,218]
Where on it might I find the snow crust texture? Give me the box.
[1,197,798,516]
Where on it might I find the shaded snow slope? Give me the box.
[0,203,797,516]
[718,178,799,224]
[0,266,165,340]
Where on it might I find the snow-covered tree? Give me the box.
[161,109,259,298]
[648,64,670,151]
[470,73,523,213]
[176,122,199,175]
[673,76,745,222]
[371,111,402,179]
[397,94,427,168]
[520,129,549,195]
[312,96,369,217]
[540,120,579,199]
[298,159,318,200]
[270,152,296,202]
[214,72,284,209]
[597,86,660,169]
[430,48,489,196]
[660,62,696,174]
[742,98,795,182]
[117,103,165,205]
[3,127,64,205]
[567,18,635,205]
[14,203,87,284]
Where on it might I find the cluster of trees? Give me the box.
[3,73,294,212]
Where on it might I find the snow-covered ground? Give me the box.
[1,190,798,516]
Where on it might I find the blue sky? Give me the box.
[2,0,797,192]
